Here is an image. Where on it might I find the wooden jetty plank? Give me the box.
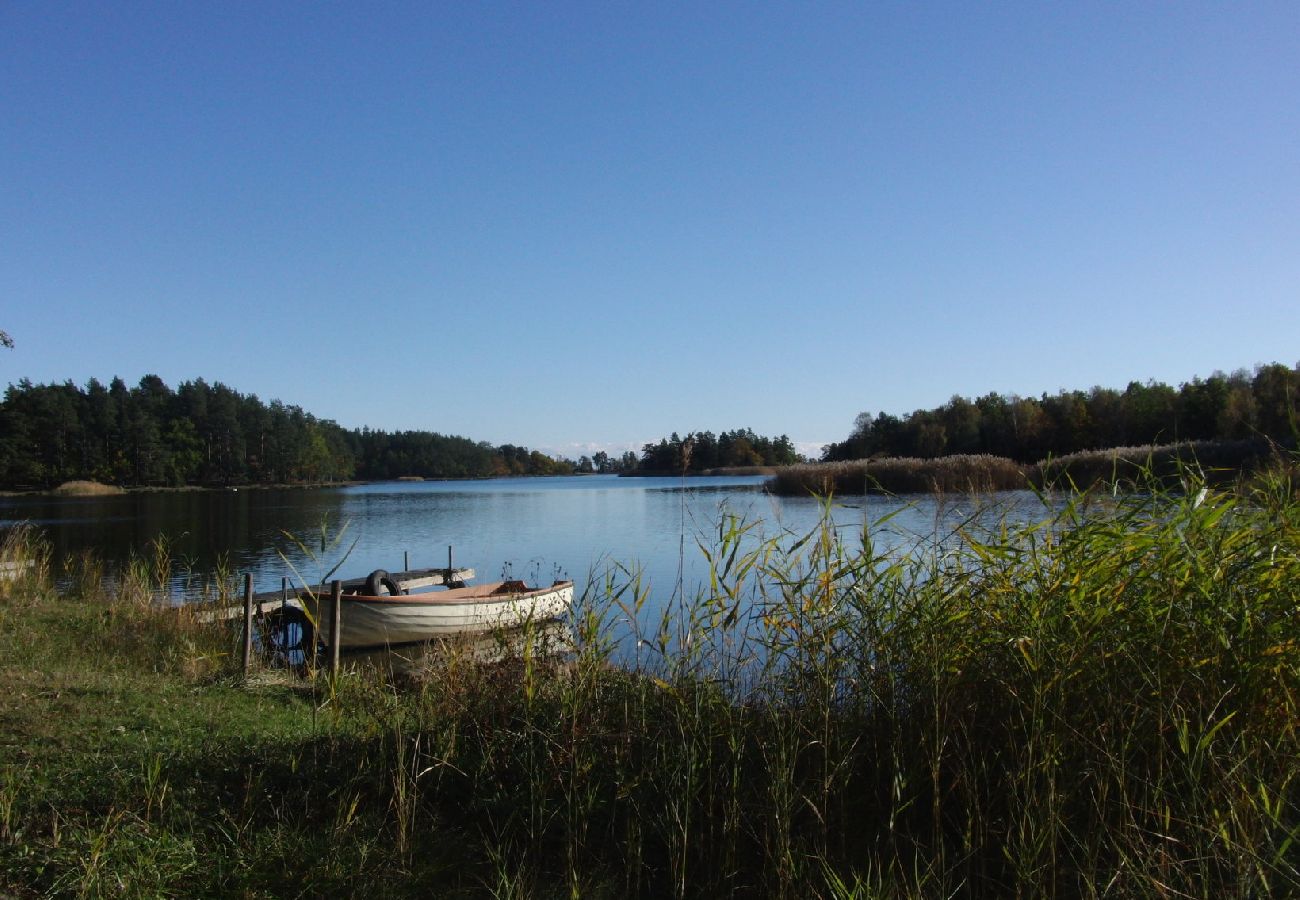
[251,567,477,602]
[0,559,35,581]
[198,567,476,622]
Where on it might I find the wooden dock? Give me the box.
[0,559,35,582]
[201,566,477,622]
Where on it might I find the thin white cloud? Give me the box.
[536,440,647,460]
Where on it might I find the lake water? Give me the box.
[1,476,1048,619]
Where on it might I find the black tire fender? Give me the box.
[364,569,405,596]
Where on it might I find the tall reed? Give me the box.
[348,472,1300,895]
[55,534,237,677]
[0,524,52,606]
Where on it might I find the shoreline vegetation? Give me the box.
[770,437,1290,496]
[821,362,1300,464]
[0,376,796,490]
[1,479,370,498]
[6,441,1293,502]
[4,362,1296,494]
[0,375,576,492]
[6,439,1291,500]
[2,470,1298,895]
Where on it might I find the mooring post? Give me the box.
[447,545,453,579]
[328,579,342,675]
[404,549,409,572]
[241,573,254,675]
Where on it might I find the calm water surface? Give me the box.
[1,476,1047,613]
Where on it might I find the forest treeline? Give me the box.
[6,362,1295,490]
[0,376,573,489]
[0,375,805,488]
[636,429,799,473]
[822,363,1300,462]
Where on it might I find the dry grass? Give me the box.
[55,536,240,678]
[0,524,52,605]
[50,480,125,496]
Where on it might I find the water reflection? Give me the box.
[0,487,351,580]
[0,476,1054,620]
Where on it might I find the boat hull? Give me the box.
[308,580,574,650]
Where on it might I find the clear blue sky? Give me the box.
[3,2,1297,458]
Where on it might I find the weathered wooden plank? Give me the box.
[196,567,477,622]
[196,596,288,623]
[328,580,342,674]
[251,567,476,603]
[0,559,35,581]
[240,573,254,674]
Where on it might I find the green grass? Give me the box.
[2,470,1299,896]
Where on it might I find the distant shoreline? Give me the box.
[0,480,368,498]
[1,472,633,498]
[619,467,778,478]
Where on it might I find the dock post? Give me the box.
[404,550,409,572]
[241,573,254,675]
[328,580,342,676]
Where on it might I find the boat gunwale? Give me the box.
[314,580,575,607]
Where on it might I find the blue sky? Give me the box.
[3,2,1297,458]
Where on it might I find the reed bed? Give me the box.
[2,474,1299,896]
[350,476,1299,896]
[774,439,1280,497]
[771,453,1029,496]
[1033,438,1275,490]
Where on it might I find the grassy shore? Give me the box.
[2,474,1298,897]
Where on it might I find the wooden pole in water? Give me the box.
[404,550,409,572]
[328,580,342,675]
[241,573,254,675]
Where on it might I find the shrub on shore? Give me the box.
[49,479,125,496]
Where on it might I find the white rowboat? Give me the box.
[307,579,575,650]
